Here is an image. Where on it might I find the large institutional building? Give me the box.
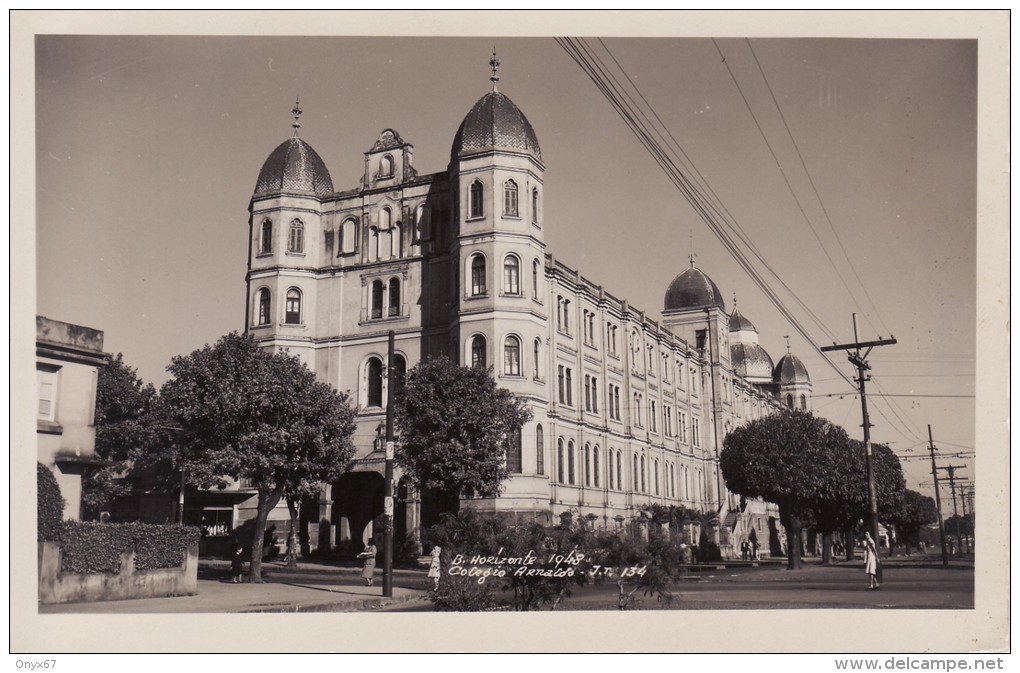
[234,62,812,557]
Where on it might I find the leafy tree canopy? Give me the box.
[395,357,532,508]
[151,332,357,580]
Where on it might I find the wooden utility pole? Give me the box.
[937,464,966,556]
[383,330,396,597]
[926,425,949,566]
[820,314,896,548]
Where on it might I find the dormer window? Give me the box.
[469,180,483,219]
[503,179,518,217]
[380,154,394,178]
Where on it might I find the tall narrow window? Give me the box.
[532,259,540,299]
[787,394,794,410]
[633,454,639,491]
[260,219,273,254]
[531,188,539,223]
[37,367,58,421]
[608,450,615,490]
[471,336,487,369]
[371,280,384,319]
[565,368,573,406]
[370,227,380,261]
[257,289,271,325]
[558,365,565,403]
[391,222,402,258]
[392,354,407,399]
[288,219,304,253]
[593,446,600,488]
[285,289,302,324]
[503,179,518,216]
[341,218,357,254]
[536,425,544,475]
[591,378,598,413]
[367,357,384,407]
[651,401,657,433]
[567,441,576,485]
[507,427,522,473]
[415,205,430,241]
[380,154,393,177]
[470,255,486,296]
[557,439,565,484]
[503,336,521,376]
[469,180,483,219]
[503,255,520,295]
[800,394,807,410]
[533,338,541,379]
[584,376,592,412]
[640,455,647,493]
[654,460,660,495]
[584,444,591,486]
[617,453,623,493]
[388,278,401,317]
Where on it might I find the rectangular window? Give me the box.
[591,378,598,413]
[584,375,591,411]
[37,367,58,421]
[565,368,573,407]
[558,365,565,404]
[650,401,657,433]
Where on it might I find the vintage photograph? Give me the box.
[14,11,1008,655]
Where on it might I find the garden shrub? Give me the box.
[37,463,65,542]
[59,522,201,575]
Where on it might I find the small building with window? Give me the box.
[36,316,109,520]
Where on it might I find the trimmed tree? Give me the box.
[394,356,532,521]
[153,333,356,582]
[721,410,850,570]
[82,352,157,520]
[886,489,938,555]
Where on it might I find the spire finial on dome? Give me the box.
[489,48,500,91]
[291,96,302,136]
[784,334,791,353]
[688,231,697,268]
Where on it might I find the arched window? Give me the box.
[503,255,520,295]
[608,450,615,490]
[536,425,544,475]
[471,335,486,369]
[371,280,384,319]
[370,227,380,261]
[388,278,400,317]
[503,336,521,376]
[257,289,271,325]
[288,219,304,253]
[380,154,393,177]
[533,338,541,379]
[507,427,522,474]
[800,394,807,410]
[367,357,384,407]
[557,439,565,484]
[532,259,540,299]
[341,218,357,254]
[584,443,591,486]
[260,219,273,255]
[633,454,639,491]
[787,394,794,410]
[531,188,539,223]
[654,460,660,495]
[593,446,600,488]
[470,254,486,296]
[640,455,646,493]
[285,288,302,324]
[391,221,402,258]
[469,180,483,219]
[415,205,430,241]
[617,452,623,493]
[503,179,518,216]
[567,441,576,485]
[392,354,407,399]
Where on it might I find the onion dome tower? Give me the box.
[773,337,812,411]
[661,253,730,370]
[246,99,333,367]
[728,304,775,387]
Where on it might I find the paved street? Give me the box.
[38,556,972,614]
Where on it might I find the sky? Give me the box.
[33,29,983,500]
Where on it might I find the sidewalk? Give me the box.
[39,561,427,614]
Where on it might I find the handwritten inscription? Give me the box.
[447,547,647,584]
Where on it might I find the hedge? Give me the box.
[38,463,65,542]
[59,522,201,574]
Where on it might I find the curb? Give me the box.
[237,591,424,613]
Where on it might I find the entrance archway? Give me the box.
[333,471,385,550]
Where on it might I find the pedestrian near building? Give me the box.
[230,543,245,584]
[863,532,880,590]
[427,545,442,590]
[358,541,378,587]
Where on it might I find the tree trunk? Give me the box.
[780,508,804,570]
[285,496,300,568]
[821,531,833,565]
[844,527,855,562]
[249,485,285,583]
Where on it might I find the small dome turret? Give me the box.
[773,352,810,385]
[254,137,334,199]
[664,266,726,312]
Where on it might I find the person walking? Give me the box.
[230,543,245,584]
[358,540,378,587]
[863,531,880,590]
[427,545,442,590]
